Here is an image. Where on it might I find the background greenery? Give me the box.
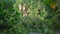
[0,0,60,34]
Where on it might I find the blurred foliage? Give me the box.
[0,0,60,34]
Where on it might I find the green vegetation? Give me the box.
[0,0,60,34]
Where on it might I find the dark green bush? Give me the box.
[0,0,58,34]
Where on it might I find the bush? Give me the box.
[0,0,56,34]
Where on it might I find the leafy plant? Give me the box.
[0,0,60,34]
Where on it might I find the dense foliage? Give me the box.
[0,0,60,34]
